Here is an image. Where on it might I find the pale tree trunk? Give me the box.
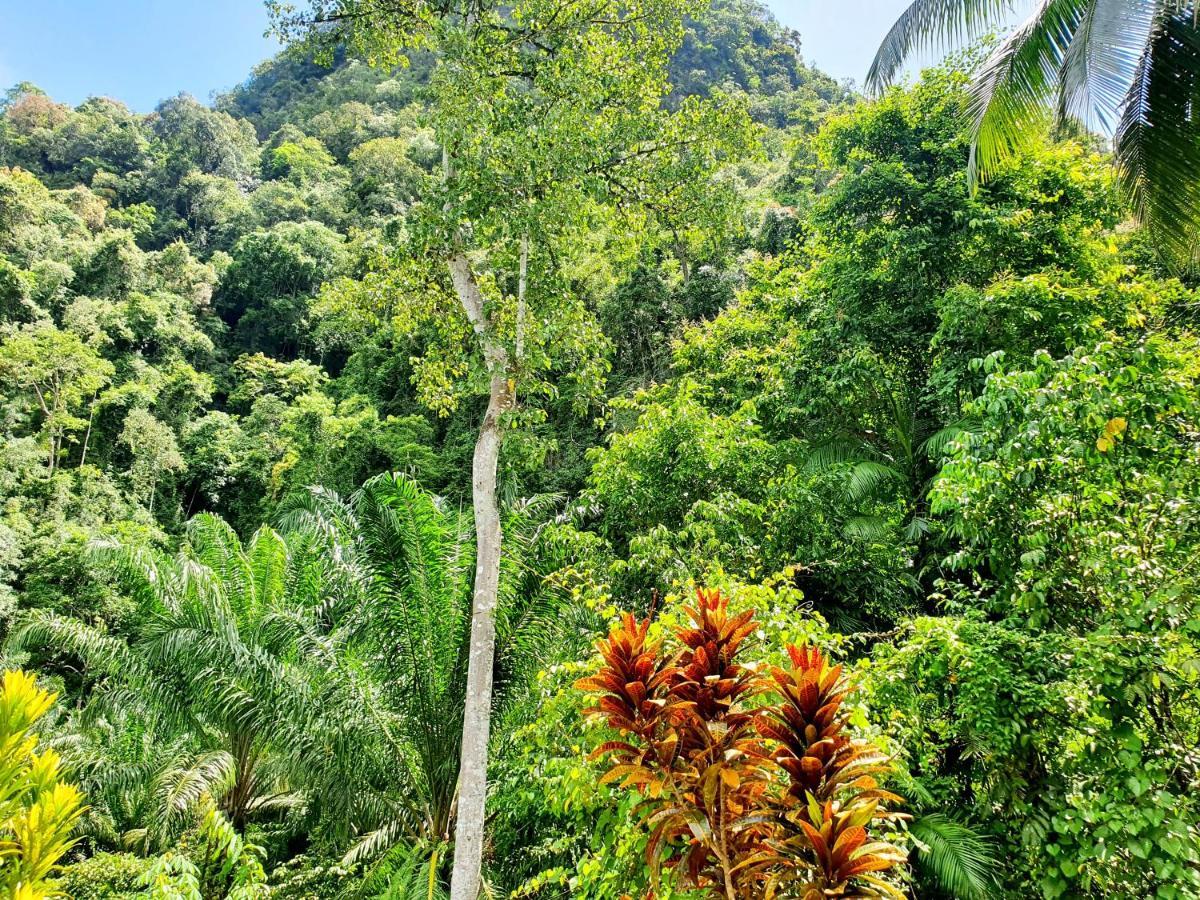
[516,233,528,363]
[673,231,691,285]
[448,252,512,900]
[78,393,97,469]
[31,383,56,474]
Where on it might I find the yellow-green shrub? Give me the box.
[0,669,86,899]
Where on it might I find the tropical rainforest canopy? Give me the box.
[0,0,1197,898]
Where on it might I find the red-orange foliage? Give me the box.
[578,588,907,899]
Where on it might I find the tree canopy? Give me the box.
[1,2,1198,898]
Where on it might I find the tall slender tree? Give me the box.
[270,1,755,894]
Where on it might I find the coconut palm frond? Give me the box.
[868,0,1020,93]
[1057,0,1154,129]
[968,0,1085,184]
[1115,9,1200,264]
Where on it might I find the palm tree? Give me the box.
[279,473,587,888]
[13,514,327,835]
[805,358,970,548]
[908,813,1000,898]
[16,475,580,886]
[50,707,240,854]
[281,474,474,863]
[869,1,1200,261]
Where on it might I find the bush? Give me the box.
[56,853,152,900]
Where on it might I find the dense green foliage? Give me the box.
[1,1,1198,897]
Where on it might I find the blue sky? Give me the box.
[0,0,280,110]
[0,0,931,112]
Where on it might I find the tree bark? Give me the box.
[448,252,511,900]
[78,393,97,469]
[516,233,528,364]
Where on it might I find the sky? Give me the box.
[0,0,281,111]
[0,0,946,112]
[772,0,919,85]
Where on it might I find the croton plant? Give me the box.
[577,588,907,899]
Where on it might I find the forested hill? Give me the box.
[2,0,1199,897]
[0,0,846,540]
[218,0,847,135]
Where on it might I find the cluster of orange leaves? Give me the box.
[577,588,907,899]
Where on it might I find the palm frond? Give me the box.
[357,840,448,900]
[246,525,290,617]
[873,0,1200,264]
[277,475,589,858]
[25,513,340,844]
[277,484,361,546]
[803,437,882,473]
[843,515,894,542]
[909,813,1000,899]
[185,513,255,611]
[967,0,1084,184]
[54,705,214,853]
[846,460,905,504]
[1057,0,1154,130]
[85,537,174,612]
[244,790,305,816]
[276,475,472,846]
[902,516,933,542]
[920,418,979,460]
[344,819,415,868]
[1115,8,1200,264]
[157,750,236,818]
[867,0,1021,92]
[9,610,148,681]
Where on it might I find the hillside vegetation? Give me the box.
[0,1,1197,897]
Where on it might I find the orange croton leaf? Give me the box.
[579,590,907,898]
